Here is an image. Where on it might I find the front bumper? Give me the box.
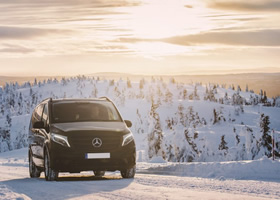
[50,141,136,173]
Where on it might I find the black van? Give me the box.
[28,97,136,181]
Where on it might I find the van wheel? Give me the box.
[94,171,105,177]
[29,151,41,178]
[121,166,136,178]
[44,150,58,181]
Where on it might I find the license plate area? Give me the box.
[85,153,110,159]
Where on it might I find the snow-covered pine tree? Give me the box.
[1,114,12,152]
[194,85,200,100]
[139,78,145,90]
[109,79,115,86]
[213,109,218,124]
[183,89,187,100]
[147,100,165,160]
[135,109,145,134]
[260,89,263,103]
[91,84,98,98]
[183,128,199,162]
[218,135,228,157]
[259,114,272,157]
[164,89,173,105]
[263,91,267,104]
[127,78,132,88]
[176,104,186,126]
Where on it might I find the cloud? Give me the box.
[208,0,280,12]
[163,29,280,46]
[0,26,71,39]
[0,47,34,53]
[116,29,280,47]
[0,0,141,8]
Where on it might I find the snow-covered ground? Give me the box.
[0,148,280,200]
[1,76,280,199]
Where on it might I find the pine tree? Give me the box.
[260,89,263,103]
[127,78,132,88]
[91,84,98,98]
[164,89,173,105]
[194,85,200,100]
[213,109,218,124]
[183,129,199,161]
[109,79,115,86]
[219,135,228,151]
[147,100,165,159]
[1,114,12,151]
[135,109,145,134]
[183,89,187,100]
[139,78,145,90]
[33,78,37,86]
[177,104,186,126]
[170,77,176,84]
[263,91,267,103]
[235,134,240,145]
[259,114,272,157]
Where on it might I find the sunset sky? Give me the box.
[0,0,279,76]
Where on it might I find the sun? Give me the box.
[112,0,212,57]
[117,0,210,39]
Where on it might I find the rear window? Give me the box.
[51,101,122,123]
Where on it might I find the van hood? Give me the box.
[51,121,128,133]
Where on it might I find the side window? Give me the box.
[42,104,49,127]
[31,110,36,127]
[35,104,44,122]
[31,105,41,127]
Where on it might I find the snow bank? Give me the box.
[148,156,167,163]
[138,157,280,181]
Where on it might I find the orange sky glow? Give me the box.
[0,0,279,76]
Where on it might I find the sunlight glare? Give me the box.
[118,0,210,39]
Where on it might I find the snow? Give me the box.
[147,156,167,163]
[1,76,280,199]
[138,156,280,181]
[0,148,280,200]
[1,77,280,162]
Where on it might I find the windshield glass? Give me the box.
[52,101,122,123]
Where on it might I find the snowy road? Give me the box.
[1,149,280,200]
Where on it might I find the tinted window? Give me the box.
[52,102,121,123]
[35,104,44,121]
[42,103,49,127]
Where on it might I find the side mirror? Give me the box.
[124,120,132,128]
[33,121,44,129]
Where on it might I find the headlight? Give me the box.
[122,132,134,146]
[51,133,70,147]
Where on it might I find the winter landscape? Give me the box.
[0,76,280,199]
[1,0,280,199]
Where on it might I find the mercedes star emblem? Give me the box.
[92,138,102,148]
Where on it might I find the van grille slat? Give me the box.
[68,131,122,152]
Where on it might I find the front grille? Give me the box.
[68,131,122,152]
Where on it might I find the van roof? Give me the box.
[41,97,111,104]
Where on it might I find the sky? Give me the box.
[0,0,280,76]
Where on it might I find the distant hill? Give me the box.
[89,72,280,97]
[0,72,279,97]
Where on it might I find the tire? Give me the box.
[121,166,136,178]
[29,151,41,178]
[94,171,105,177]
[44,149,58,181]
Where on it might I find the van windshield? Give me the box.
[51,101,122,123]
